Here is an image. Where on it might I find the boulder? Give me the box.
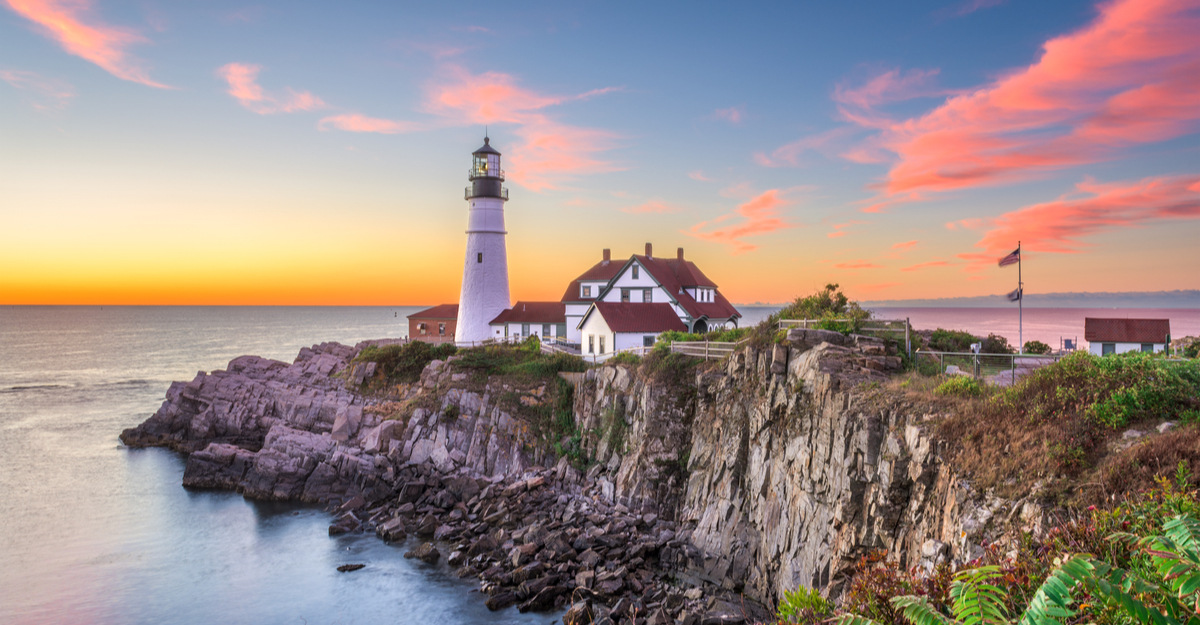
[404,542,441,564]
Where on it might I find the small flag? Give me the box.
[1006,288,1022,302]
[998,248,1020,267]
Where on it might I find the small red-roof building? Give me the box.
[578,302,687,355]
[1084,317,1170,355]
[488,301,567,342]
[407,304,458,343]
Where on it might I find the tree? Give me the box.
[775,283,870,332]
[1023,340,1051,355]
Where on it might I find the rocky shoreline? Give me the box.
[121,330,1048,624]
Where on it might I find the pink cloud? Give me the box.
[901,260,951,272]
[5,0,168,88]
[687,189,795,254]
[972,174,1200,257]
[827,219,867,238]
[622,200,683,214]
[834,261,882,270]
[317,113,419,134]
[891,240,919,251]
[755,126,860,167]
[833,68,943,113]
[712,106,744,124]
[217,63,326,114]
[688,170,710,182]
[423,67,621,191]
[0,69,73,110]
[838,0,1200,208]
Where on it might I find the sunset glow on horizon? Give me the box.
[3,0,1199,305]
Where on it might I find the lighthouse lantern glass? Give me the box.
[472,154,487,177]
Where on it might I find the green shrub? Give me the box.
[980,333,1015,354]
[354,341,457,385]
[608,351,642,366]
[775,283,870,328]
[927,329,975,353]
[934,376,984,398]
[777,585,832,624]
[1023,340,1052,355]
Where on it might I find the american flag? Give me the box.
[998,247,1020,267]
[1006,288,1022,302]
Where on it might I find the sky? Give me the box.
[2,0,1199,306]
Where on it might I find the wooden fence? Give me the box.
[778,318,912,355]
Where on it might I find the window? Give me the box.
[438,322,446,336]
[542,323,551,336]
[642,289,652,303]
[1141,343,1154,353]
[522,323,530,336]
[588,335,594,354]
[643,336,655,347]
[418,322,427,335]
[632,265,639,279]
[477,252,483,263]
[599,335,605,353]
[581,285,591,298]
[1102,343,1116,355]
[621,288,630,303]
[556,323,566,337]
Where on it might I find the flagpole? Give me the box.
[1018,240,1023,354]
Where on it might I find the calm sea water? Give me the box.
[2,305,1196,625]
[0,306,558,625]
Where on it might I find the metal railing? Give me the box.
[915,350,1062,384]
[464,186,509,200]
[468,167,505,179]
[779,318,912,355]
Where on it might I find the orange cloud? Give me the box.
[217,63,326,114]
[837,0,1200,206]
[973,174,1200,256]
[622,200,683,214]
[317,113,419,134]
[827,219,866,238]
[891,240,918,250]
[687,189,795,254]
[0,69,73,110]
[5,0,168,88]
[423,67,621,191]
[834,261,882,270]
[901,260,951,272]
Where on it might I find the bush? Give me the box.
[773,283,871,333]
[354,341,457,385]
[777,585,832,624]
[1023,340,1052,355]
[607,351,642,365]
[928,328,975,353]
[980,333,1015,354]
[934,376,984,398]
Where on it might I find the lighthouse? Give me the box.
[454,136,511,343]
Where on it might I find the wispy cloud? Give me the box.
[0,69,73,110]
[217,63,326,114]
[891,240,919,251]
[687,189,796,254]
[971,174,1200,258]
[755,126,861,167]
[621,200,683,214]
[422,67,622,191]
[827,219,866,238]
[901,260,951,272]
[317,113,419,134]
[4,0,169,88]
[834,261,882,270]
[934,0,1006,20]
[688,170,710,182]
[712,106,744,124]
[842,0,1200,209]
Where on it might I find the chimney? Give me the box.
[602,248,610,262]
[677,247,684,260]
[645,242,653,258]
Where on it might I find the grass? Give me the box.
[353,341,457,388]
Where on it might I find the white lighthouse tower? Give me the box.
[455,136,511,343]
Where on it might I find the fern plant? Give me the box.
[1089,514,1200,624]
[833,555,1093,625]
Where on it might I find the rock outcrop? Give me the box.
[122,330,1048,620]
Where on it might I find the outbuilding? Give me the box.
[407,304,459,342]
[1084,317,1170,355]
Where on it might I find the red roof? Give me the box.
[631,255,740,321]
[408,304,458,320]
[588,302,687,333]
[561,259,624,303]
[489,301,566,325]
[1084,318,1170,343]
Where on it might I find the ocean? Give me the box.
[2,304,1197,625]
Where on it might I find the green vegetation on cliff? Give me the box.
[354,341,457,387]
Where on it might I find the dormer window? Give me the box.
[581,285,591,298]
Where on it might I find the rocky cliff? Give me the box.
[122,332,1047,620]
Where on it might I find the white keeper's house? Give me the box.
[1084,317,1171,355]
[487,242,740,355]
